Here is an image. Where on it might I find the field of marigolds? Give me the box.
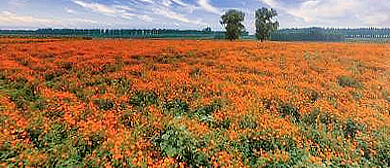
[1,37,390,167]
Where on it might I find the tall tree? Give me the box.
[255,7,279,41]
[220,10,245,41]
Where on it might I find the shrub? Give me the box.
[278,103,301,123]
[343,119,359,139]
[44,71,64,82]
[76,132,106,158]
[101,63,122,73]
[0,78,41,111]
[93,99,114,110]
[303,108,337,128]
[261,98,280,110]
[153,54,185,64]
[238,115,258,129]
[26,123,106,166]
[45,105,64,119]
[60,62,74,70]
[189,68,202,78]
[129,91,158,108]
[153,125,210,167]
[306,89,320,103]
[374,138,390,166]
[163,99,190,117]
[190,100,223,126]
[0,142,19,163]
[27,127,45,149]
[238,134,300,166]
[337,75,362,88]
[31,98,47,111]
[112,77,132,96]
[213,117,232,129]
[120,111,137,128]
[43,124,69,146]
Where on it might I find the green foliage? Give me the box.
[255,7,279,41]
[220,10,245,40]
[278,103,301,123]
[189,67,202,78]
[192,101,221,117]
[350,90,363,100]
[102,62,123,73]
[303,108,338,129]
[163,99,190,117]
[0,77,41,111]
[44,105,64,119]
[44,70,64,82]
[153,54,186,64]
[93,99,114,110]
[307,89,320,103]
[0,142,19,163]
[237,134,303,167]
[120,111,137,128]
[337,75,363,88]
[112,77,132,96]
[272,27,346,42]
[213,118,231,129]
[128,91,158,108]
[60,62,74,70]
[25,123,106,167]
[343,119,359,139]
[374,134,390,166]
[238,115,258,129]
[190,100,222,126]
[153,125,210,167]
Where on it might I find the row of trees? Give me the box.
[220,7,279,41]
[0,29,229,39]
[275,27,390,37]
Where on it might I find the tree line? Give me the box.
[275,27,390,38]
[0,29,234,39]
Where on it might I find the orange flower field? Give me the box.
[1,38,390,167]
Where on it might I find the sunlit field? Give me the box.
[1,38,390,167]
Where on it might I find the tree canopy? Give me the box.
[255,7,279,41]
[220,10,245,40]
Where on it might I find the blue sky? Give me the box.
[0,0,389,34]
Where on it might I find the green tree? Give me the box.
[220,10,245,40]
[255,7,279,41]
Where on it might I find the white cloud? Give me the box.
[171,0,189,7]
[153,7,191,23]
[71,0,155,22]
[72,0,117,15]
[0,11,105,28]
[137,0,153,4]
[161,0,172,7]
[70,0,207,25]
[258,0,390,27]
[260,0,278,7]
[289,0,359,22]
[65,7,76,14]
[113,5,135,12]
[197,0,221,15]
[138,15,153,22]
[0,11,60,26]
[361,13,389,25]
[8,0,31,6]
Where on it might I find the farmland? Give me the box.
[1,38,390,167]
